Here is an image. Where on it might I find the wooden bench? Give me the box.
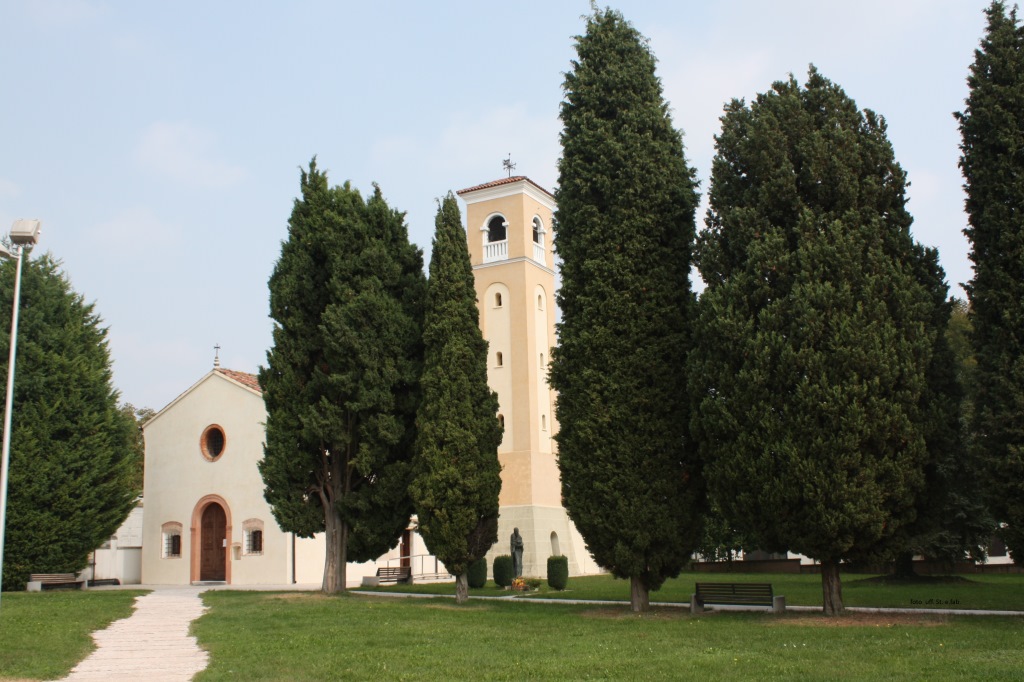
[691,582,784,613]
[375,566,412,584]
[27,573,84,592]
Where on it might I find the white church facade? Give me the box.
[136,176,597,586]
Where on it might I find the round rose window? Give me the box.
[201,425,226,461]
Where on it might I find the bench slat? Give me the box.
[30,573,79,583]
[376,566,412,583]
[28,573,83,591]
[695,582,773,605]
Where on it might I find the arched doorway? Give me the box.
[190,495,232,584]
[200,503,227,581]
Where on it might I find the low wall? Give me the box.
[686,559,803,574]
[691,558,1022,575]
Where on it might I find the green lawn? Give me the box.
[359,572,1024,612]
[0,589,144,681]
[192,590,1024,681]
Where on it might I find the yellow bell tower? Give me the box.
[457,176,589,578]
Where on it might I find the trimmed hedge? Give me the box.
[547,555,569,591]
[468,557,487,588]
[493,555,513,587]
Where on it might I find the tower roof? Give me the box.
[457,176,554,200]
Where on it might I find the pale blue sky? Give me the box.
[1,0,991,410]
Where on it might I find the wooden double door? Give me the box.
[200,503,227,581]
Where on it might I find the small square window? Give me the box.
[164,533,181,558]
[245,529,264,555]
[161,521,183,559]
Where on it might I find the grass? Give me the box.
[358,571,1024,612]
[3,574,1022,680]
[192,590,1024,681]
[0,589,144,681]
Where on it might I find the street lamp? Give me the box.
[0,219,41,607]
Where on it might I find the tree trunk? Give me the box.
[893,551,917,579]
[630,576,650,613]
[322,505,344,593]
[821,560,844,616]
[455,572,469,604]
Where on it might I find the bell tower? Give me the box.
[457,176,589,578]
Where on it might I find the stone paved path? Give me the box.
[59,587,208,682]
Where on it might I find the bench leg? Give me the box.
[773,595,786,614]
[690,594,704,614]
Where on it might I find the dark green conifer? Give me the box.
[891,252,992,575]
[691,69,934,615]
[0,253,137,590]
[957,1,1024,563]
[550,7,702,613]
[410,193,502,604]
[259,160,425,593]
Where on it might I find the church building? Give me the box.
[138,176,595,585]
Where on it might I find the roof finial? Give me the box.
[213,343,221,368]
[503,154,516,178]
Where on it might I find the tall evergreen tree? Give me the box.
[891,251,991,574]
[549,7,703,613]
[690,68,935,615]
[957,1,1024,563]
[411,193,502,605]
[119,403,154,494]
[259,160,425,593]
[0,253,138,590]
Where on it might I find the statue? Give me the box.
[511,527,524,578]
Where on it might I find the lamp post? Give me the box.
[0,219,41,607]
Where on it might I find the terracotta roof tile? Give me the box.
[456,176,554,199]
[215,368,261,393]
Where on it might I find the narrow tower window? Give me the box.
[496,352,503,367]
[495,292,502,307]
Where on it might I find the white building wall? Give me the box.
[141,372,292,585]
[92,503,144,584]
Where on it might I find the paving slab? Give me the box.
[58,586,208,682]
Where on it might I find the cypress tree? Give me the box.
[691,68,934,615]
[0,253,138,590]
[550,7,702,613]
[259,160,425,593]
[410,193,502,604]
[957,1,1024,563]
[891,250,992,575]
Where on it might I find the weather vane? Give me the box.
[503,154,516,178]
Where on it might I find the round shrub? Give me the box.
[547,555,569,591]
[493,554,513,587]
[467,557,487,588]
